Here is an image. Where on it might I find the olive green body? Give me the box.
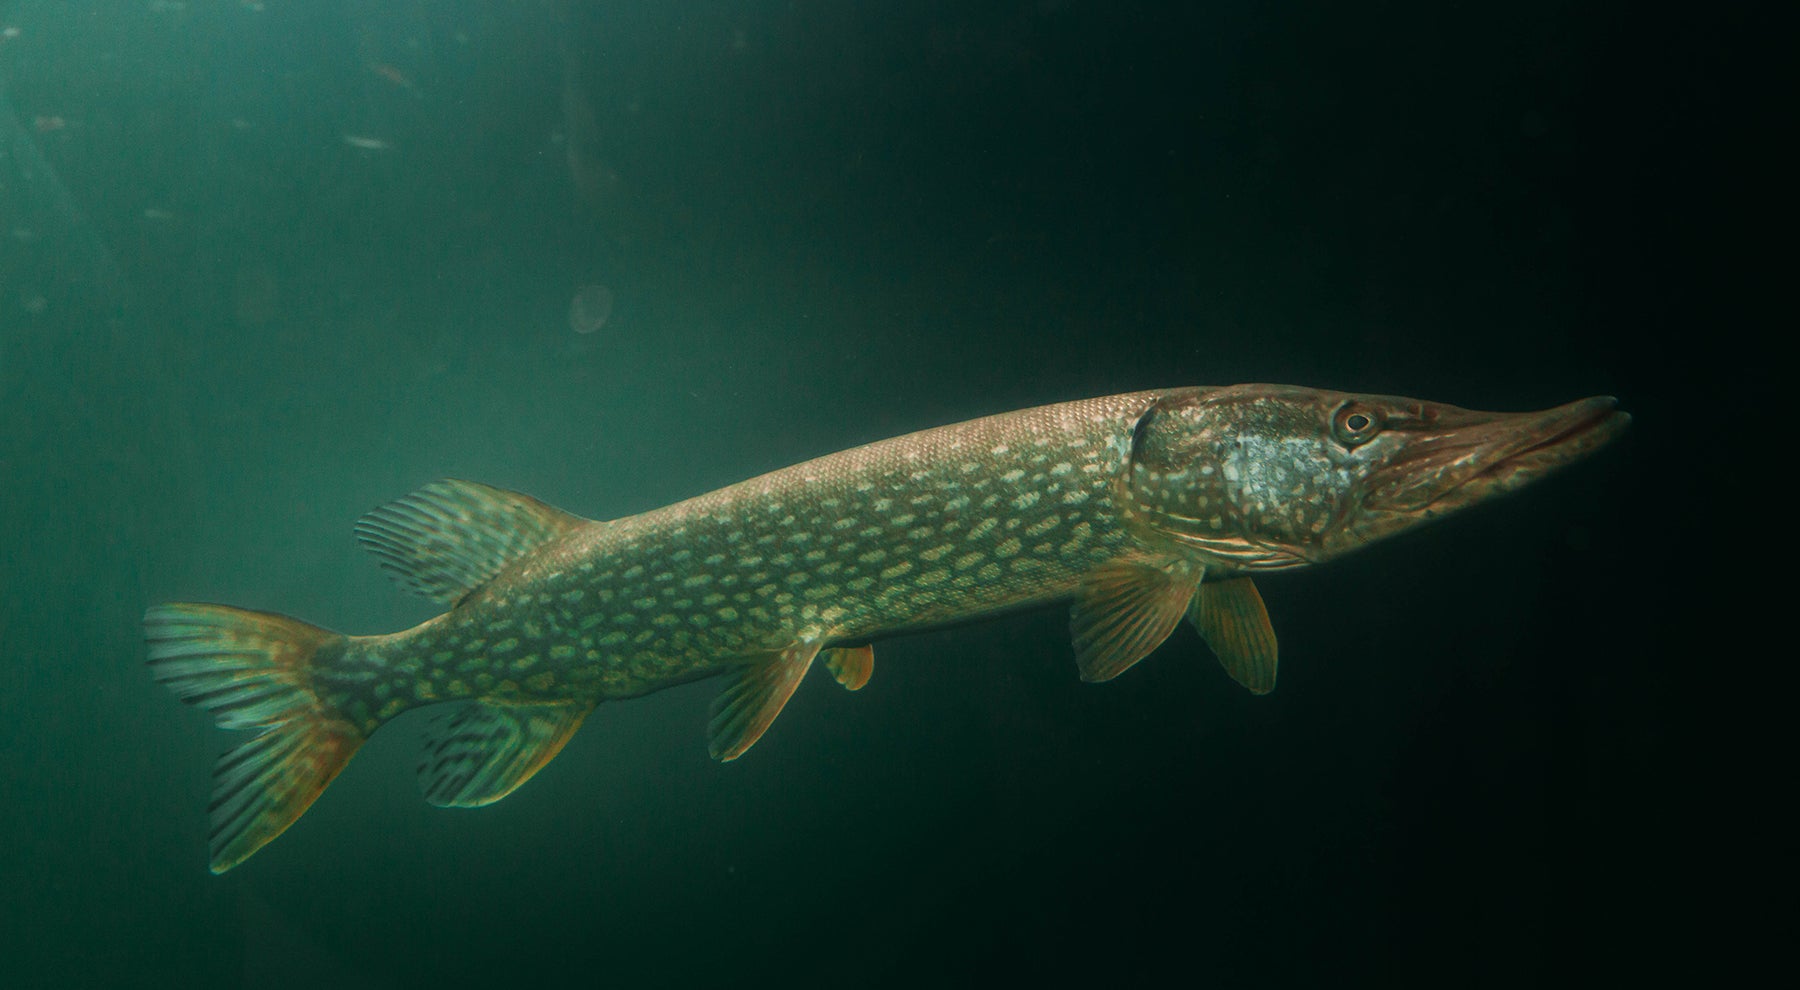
[322,391,1183,728]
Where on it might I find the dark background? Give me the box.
[0,1,1769,986]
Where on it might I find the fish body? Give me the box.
[147,384,1628,872]
[351,391,1157,709]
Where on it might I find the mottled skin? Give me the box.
[322,390,1160,729]
[317,384,1627,734]
[148,383,1627,872]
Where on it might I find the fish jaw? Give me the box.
[1321,395,1630,558]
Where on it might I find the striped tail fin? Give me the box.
[145,603,365,873]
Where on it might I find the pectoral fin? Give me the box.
[418,699,594,807]
[1188,577,1279,694]
[708,639,825,761]
[1070,562,1198,682]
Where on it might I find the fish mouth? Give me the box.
[1366,396,1631,515]
[1470,397,1631,494]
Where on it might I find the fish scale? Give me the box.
[332,390,1161,722]
[146,383,1628,871]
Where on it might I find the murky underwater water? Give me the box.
[0,0,1747,985]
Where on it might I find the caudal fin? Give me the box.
[145,603,365,873]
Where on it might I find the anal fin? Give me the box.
[708,639,825,761]
[419,699,594,808]
[825,644,874,691]
[1188,577,1279,694]
[1070,561,1198,682]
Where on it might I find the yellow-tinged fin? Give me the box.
[1188,577,1279,694]
[353,479,587,605]
[825,644,874,691]
[708,639,824,761]
[418,699,594,807]
[1070,562,1198,682]
[145,603,364,874]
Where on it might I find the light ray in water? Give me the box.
[0,77,126,318]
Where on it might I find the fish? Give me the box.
[340,133,391,151]
[146,384,1628,872]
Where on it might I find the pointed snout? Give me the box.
[1366,395,1630,513]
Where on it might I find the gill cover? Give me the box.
[1120,389,1315,570]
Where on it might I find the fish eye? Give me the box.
[1332,403,1382,446]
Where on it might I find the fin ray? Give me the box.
[353,479,586,604]
[825,645,874,691]
[146,603,365,873]
[146,604,339,729]
[418,699,594,808]
[708,640,825,761]
[1188,577,1279,694]
[208,719,360,874]
[1070,562,1198,682]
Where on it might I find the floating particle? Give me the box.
[569,284,614,334]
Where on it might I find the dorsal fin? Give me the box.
[354,479,587,604]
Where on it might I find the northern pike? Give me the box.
[147,384,1628,872]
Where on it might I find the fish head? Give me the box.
[1122,384,1630,569]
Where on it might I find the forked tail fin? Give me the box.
[145,603,365,873]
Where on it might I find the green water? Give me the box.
[1,1,1749,985]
